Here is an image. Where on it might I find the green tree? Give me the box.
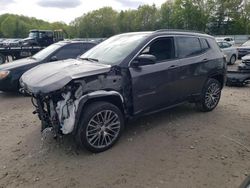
[159,1,175,29]
[76,7,118,37]
[0,14,72,38]
[135,4,159,31]
[117,10,137,32]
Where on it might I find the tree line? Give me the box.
[0,14,71,38]
[1,0,250,39]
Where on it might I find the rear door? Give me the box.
[175,36,209,98]
[129,37,182,114]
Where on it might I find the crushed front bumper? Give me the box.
[32,95,61,134]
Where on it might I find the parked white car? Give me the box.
[217,41,238,65]
[216,37,235,46]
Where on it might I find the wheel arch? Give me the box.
[72,90,125,135]
[210,74,225,88]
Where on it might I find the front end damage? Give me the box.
[19,60,130,136]
[32,83,83,135]
[25,73,126,136]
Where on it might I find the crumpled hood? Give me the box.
[20,59,111,94]
[0,58,37,70]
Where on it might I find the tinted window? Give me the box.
[177,37,202,58]
[54,43,83,60]
[200,38,210,51]
[33,43,62,60]
[83,43,96,53]
[141,37,175,62]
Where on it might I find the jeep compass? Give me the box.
[20,30,227,153]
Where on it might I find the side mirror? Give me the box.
[50,56,58,62]
[131,54,156,67]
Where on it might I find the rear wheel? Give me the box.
[76,101,124,153]
[229,55,236,65]
[0,54,6,64]
[196,78,222,112]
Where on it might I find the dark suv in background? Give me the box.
[21,30,226,153]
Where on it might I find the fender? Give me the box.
[72,90,124,135]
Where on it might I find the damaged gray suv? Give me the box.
[20,30,226,153]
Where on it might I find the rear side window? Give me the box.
[176,37,202,58]
[200,38,210,51]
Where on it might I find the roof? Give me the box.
[116,30,213,39]
[29,30,53,33]
[56,40,97,45]
[153,29,212,38]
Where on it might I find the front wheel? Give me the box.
[76,101,124,153]
[196,78,222,112]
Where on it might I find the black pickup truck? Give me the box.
[0,30,64,64]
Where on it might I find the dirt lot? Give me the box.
[0,73,250,188]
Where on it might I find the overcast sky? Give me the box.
[0,0,166,24]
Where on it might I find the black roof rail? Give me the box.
[154,29,206,34]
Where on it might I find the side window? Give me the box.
[200,38,210,51]
[176,37,202,58]
[141,37,175,62]
[54,43,82,60]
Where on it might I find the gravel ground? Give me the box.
[0,64,249,188]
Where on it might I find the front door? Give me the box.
[129,37,181,115]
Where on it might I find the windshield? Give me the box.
[80,33,150,65]
[33,43,62,60]
[242,40,250,46]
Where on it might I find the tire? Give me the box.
[196,78,222,112]
[0,54,6,64]
[76,101,124,153]
[229,55,236,65]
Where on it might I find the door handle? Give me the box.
[202,58,208,62]
[168,65,178,69]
